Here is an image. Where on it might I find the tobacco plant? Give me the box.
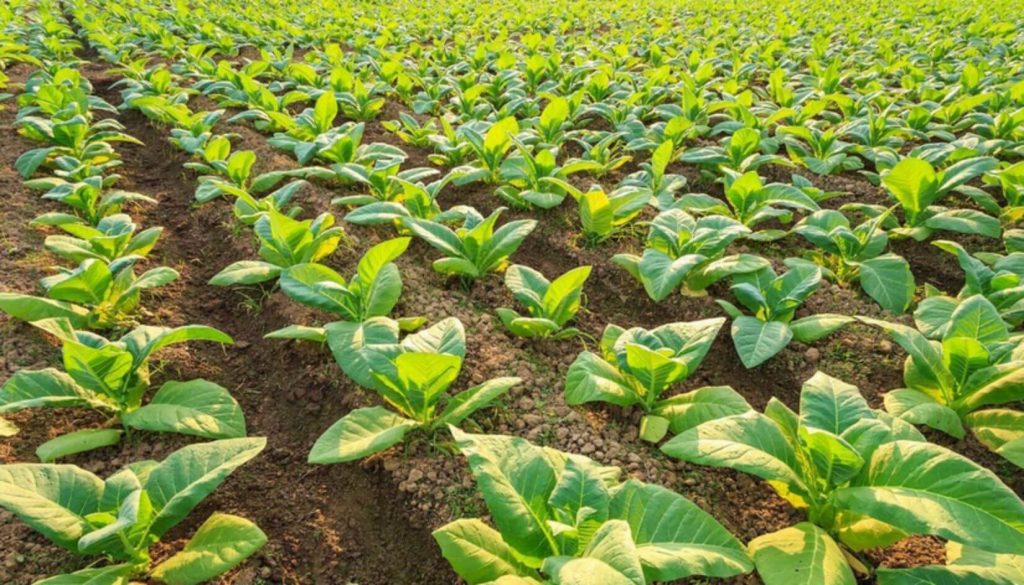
[862,296,1024,468]
[0,438,266,584]
[496,264,591,339]
[210,210,346,287]
[663,372,1024,585]
[790,209,915,314]
[565,318,735,442]
[404,207,536,282]
[434,428,753,585]
[612,209,768,301]
[717,265,853,368]
[308,318,519,463]
[0,318,240,459]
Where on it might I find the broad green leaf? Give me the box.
[884,389,965,438]
[437,377,520,427]
[609,480,753,581]
[434,519,537,585]
[0,464,103,549]
[0,369,103,412]
[36,429,124,462]
[308,406,417,463]
[748,523,855,585]
[835,440,1024,555]
[150,513,267,585]
[0,293,91,326]
[790,314,853,343]
[565,352,639,408]
[731,317,792,368]
[144,438,266,537]
[661,412,806,495]
[542,520,645,585]
[122,380,246,439]
[208,261,281,286]
[800,372,873,435]
[654,386,752,434]
[859,256,914,314]
[450,427,559,566]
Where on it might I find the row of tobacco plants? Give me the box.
[1,0,1023,583]
[0,2,268,583]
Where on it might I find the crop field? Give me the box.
[1,0,1023,583]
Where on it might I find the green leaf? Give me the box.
[882,158,937,214]
[450,427,559,566]
[151,513,267,585]
[653,386,752,434]
[661,412,806,495]
[0,293,91,326]
[946,295,1008,345]
[800,372,873,435]
[859,255,914,314]
[33,564,133,585]
[122,380,246,439]
[966,409,1024,467]
[748,523,856,585]
[308,406,418,463]
[835,440,1024,555]
[434,519,537,585]
[731,317,792,368]
[208,261,281,286]
[542,520,645,585]
[36,429,124,462]
[0,464,103,549]
[0,369,102,412]
[884,389,965,438]
[790,314,853,343]
[565,352,639,408]
[438,377,520,427]
[609,480,753,581]
[144,437,266,538]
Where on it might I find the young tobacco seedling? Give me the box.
[777,124,863,175]
[495,143,600,210]
[210,210,346,287]
[662,372,1024,585]
[457,116,520,184]
[330,160,439,208]
[675,170,819,240]
[565,318,742,442]
[0,257,178,330]
[192,146,307,225]
[308,318,519,463]
[265,237,422,340]
[680,127,789,176]
[790,208,915,314]
[851,156,1000,241]
[27,174,155,226]
[620,140,688,210]
[0,318,241,459]
[862,295,1024,468]
[496,264,591,339]
[34,212,163,264]
[434,428,753,585]
[404,207,536,282]
[914,239,1024,328]
[343,173,479,229]
[0,438,266,584]
[717,265,852,368]
[613,209,768,301]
